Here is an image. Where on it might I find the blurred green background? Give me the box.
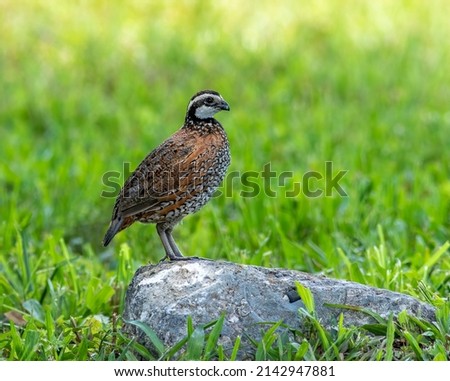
[0,0,449,360]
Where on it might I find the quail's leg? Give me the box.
[165,227,184,258]
[165,227,199,261]
[166,229,200,261]
[156,223,178,261]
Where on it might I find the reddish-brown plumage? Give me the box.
[103,90,230,260]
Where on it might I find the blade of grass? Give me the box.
[229,336,241,361]
[402,330,425,360]
[295,281,315,313]
[385,313,395,360]
[124,320,164,356]
[203,313,225,359]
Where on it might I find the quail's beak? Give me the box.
[220,100,230,111]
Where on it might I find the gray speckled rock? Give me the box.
[123,258,435,359]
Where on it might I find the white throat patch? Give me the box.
[195,104,216,119]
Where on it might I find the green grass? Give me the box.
[0,0,449,360]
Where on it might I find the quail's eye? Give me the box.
[205,96,214,105]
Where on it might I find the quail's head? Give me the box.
[186,90,230,121]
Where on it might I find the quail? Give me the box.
[103,90,231,260]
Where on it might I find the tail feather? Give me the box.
[102,218,123,246]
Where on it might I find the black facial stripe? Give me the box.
[187,94,222,113]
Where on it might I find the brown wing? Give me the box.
[113,128,224,219]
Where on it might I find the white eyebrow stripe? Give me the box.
[187,93,221,112]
